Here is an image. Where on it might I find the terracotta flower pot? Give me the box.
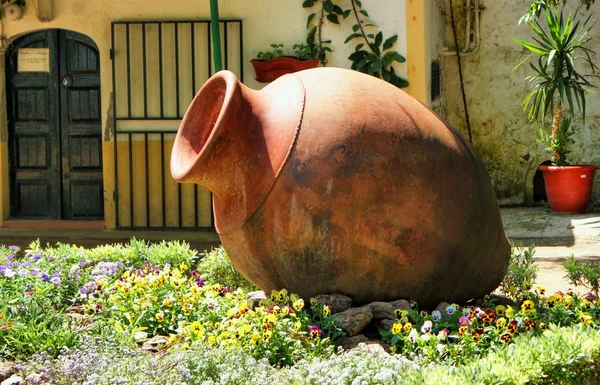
[538,165,598,213]
[171,68,510,307]
[250,57,318,83]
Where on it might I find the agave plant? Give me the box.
[515,7,598,166]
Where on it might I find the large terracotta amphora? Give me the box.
[171,68,510,307]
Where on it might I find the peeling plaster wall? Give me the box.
[442,0,600,205]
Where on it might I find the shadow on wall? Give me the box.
[533,160,553,203]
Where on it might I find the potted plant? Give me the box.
[250,43,319,83]
[515,6,599,213]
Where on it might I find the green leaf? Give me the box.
[326,14,340,24]
[348,50,368,61]
[323,0,333,13]
[392,52,406,63]
[302,0,316,8]
[343,9,351,19]
[344,33,362,44]
[373,58,382,73]
[352,24,360,32]
[306,13,316,28]
[374,32,383,48]
[333,5,344,15]
[355,43,364,51]
[383,35,398,50]
[359,9,369,17]
[355,0,362,7]
[514,39,548,55]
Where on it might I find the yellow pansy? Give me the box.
[391,323,402,335]
[293,299,304,312]
[505,306,514,318]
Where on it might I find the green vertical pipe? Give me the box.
[210,0,223,72]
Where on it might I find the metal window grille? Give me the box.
[111,20,243,229]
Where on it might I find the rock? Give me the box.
[374,319,395,333]
[134,331,150,344]
[334,307,373,336]
[367,302,395,320]
[347,340,391,359]
[246,291,267,308]
[0,362,15,383]
[489,294,516,307]
[388,299,411,312]
[313,294,353,314]
[339,334,369,350]
[141,335,170,352]
[434,302,452,320]
[475,294,515,308]
[1,375,23,385]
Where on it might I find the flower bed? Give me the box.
[2,241,600,384]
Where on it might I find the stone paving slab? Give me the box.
[501,206,600,295]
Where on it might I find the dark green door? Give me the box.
[7,30,103,219]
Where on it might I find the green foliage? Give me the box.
[499,246,538,300]
[302,0,408,88]
[564,254,600,297]
[256,43,285,61]
[521,0,596,24]
[256,43,320,61]
[538,115,578,165]
[514,6,598,164]
[14,324,600,384]
[197,246,257,291]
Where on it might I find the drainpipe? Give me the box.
[210,0,223,72]
[443,0,481,57]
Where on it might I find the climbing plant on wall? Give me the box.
[302,0,409,88]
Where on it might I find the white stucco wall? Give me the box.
[442,0,600,204]
[1,0,407,91]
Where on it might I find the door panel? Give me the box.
[59,30,103,219]
[7,31,60,218]
[7,30,103,220]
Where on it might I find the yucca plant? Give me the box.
[515,7,598,166]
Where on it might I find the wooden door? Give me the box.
[58,30,103,219]
[7,30,103,220]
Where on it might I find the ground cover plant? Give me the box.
[2,241,600,384]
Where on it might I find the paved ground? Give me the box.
[0,206,598,295]
[502,206,600,295]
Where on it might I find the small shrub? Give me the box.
[197,246,257,291]
[564,255,600,298]
[499,246,538,300]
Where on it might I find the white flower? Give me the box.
[408,329,419,344]
[462,307,470,316]
[436,344,446,355]
[446,304,457,315]
[421,320,433,334]
[432,310,442,322]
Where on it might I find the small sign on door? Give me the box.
[18,48,50,72]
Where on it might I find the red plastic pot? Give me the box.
[250,57,318,83]
[538,165,599,213]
